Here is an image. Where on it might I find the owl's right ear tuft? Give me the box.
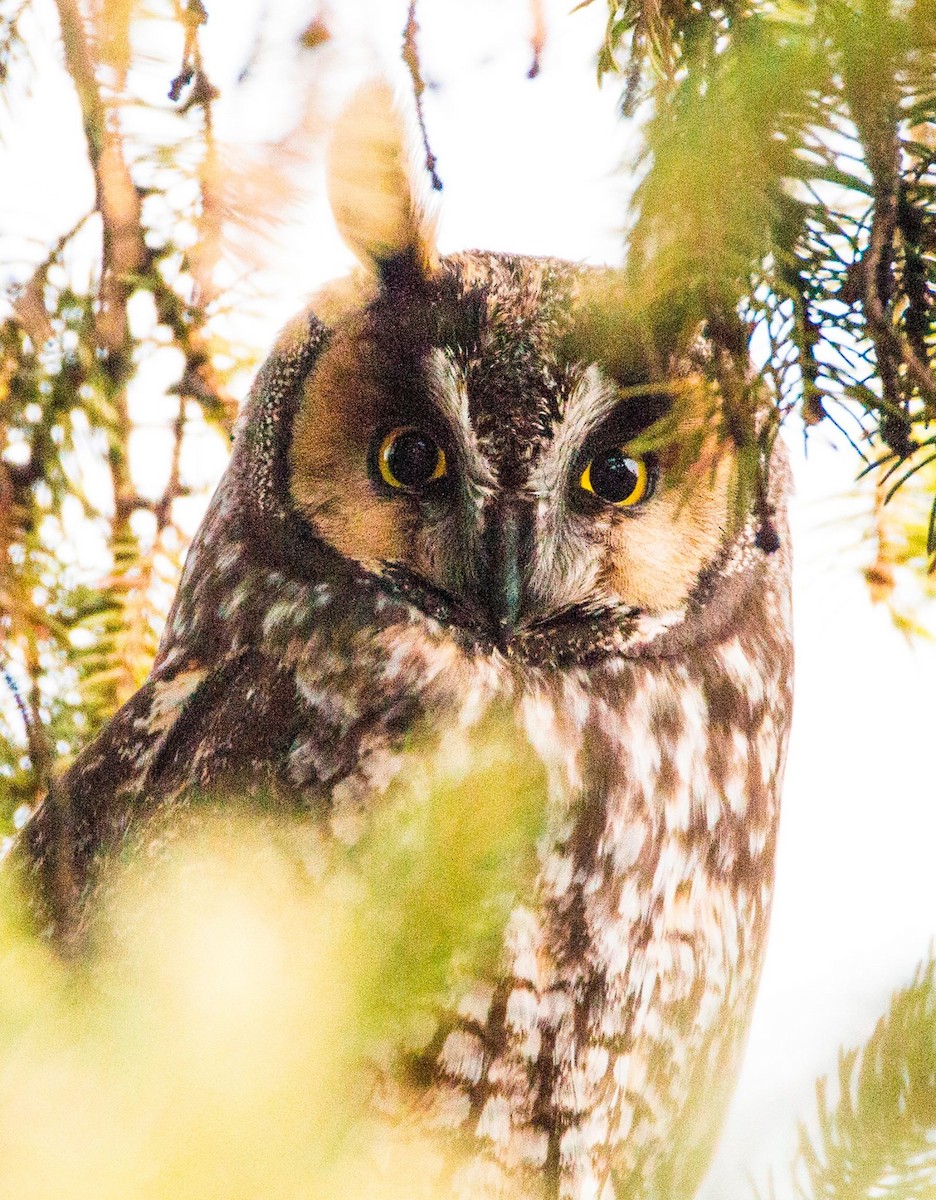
[327,80,439,283]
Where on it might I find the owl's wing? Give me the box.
[13,306,347,940]
[15,642,307,939]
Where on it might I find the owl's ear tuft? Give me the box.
[327,80,439,281]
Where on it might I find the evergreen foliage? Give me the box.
[0,0,258,830]
[792,957,936,1200]
[586,0,936,608]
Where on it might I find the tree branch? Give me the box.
[402,1,442,191]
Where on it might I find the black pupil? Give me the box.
[590,450,639,502]
[388,431,439,487]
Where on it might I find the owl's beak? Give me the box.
[479,502,532,650]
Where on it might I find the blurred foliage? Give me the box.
[583,0,936,610]
[0,0,329,833]
[0,712,545,1200]
[790,956,936,1200]
[0,0,238,830]
[3,707,936,1200]
[864,453,936,634]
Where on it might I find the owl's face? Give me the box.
[288,253,739,660]
[280,83,749,666]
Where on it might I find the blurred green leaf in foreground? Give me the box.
[5,704,936,1200]
[0,710,545,1200]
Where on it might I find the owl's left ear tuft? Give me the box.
[327,80,439,282]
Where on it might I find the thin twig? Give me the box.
[1,667,48,795]
[402,1,442,191]
[155,397,186,532]
[2,664,77,943]
[168,0,208,102]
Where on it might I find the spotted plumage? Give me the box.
[16,83,793,1200]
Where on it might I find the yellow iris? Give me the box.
[579,453,650,507]
[378,427,447,490]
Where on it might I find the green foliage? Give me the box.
[860,454,936,633]
[590,0,760,111]
[0,0,244,831]
[342,708,546,1037]
[6,696,936,1200]
[583,0,936,598]
[0,712,546,1200]
[792,956,936,1200]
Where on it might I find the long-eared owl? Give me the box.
[18,83,793,1200]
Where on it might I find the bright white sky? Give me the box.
[3,0,936,1194]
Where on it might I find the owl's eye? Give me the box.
[580,450,656,507]
[375,427,447,492]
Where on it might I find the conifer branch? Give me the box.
[582,0,936,597]
[792,956,936,1200]
[402,1,443,192]
[0,0,245,820]
[1,664,51,805]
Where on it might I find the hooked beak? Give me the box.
[478,502,532,650]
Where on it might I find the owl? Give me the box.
[17,84,793,1200]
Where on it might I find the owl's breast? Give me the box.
[280,613,512,843]
[34,536,791,1200]
[403,616,793,1200]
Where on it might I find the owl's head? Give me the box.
[278,84,783,667]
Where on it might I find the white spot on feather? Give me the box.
[142,668,207,734]
[440,1030,485,1085]
[505,907,542,987]
[725,727,751,814]
[518,1027,541,1060]
[506,987,539,1033]
[606,818,647,874]
[544,852,574,896]
[426,1084,471,1130]
[757,713,779,785]
[457,983,494,1026]
[508,1126,549,1168]
[476,1094,511,1144]
[716,635,765,705]
[584,1045,609,1085]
